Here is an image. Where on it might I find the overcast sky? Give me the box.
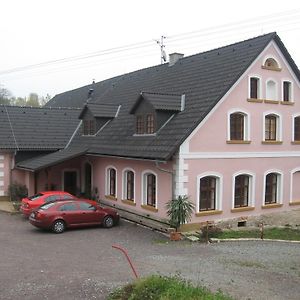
[1,0,300,98]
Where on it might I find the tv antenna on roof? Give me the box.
[155,36,167,64]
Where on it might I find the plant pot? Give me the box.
[170,231,182,241]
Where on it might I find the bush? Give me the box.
[8,182,28,202]
[108,275,232,300]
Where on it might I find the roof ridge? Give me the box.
[1,104,81,111]
[141,91,182,96]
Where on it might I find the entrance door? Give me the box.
[84,163,92,198]
[64,171,77,196]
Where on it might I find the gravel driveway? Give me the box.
[0,212,299,300]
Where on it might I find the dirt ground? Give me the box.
[0,212,300,300]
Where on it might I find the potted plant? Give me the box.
[166,195,194,241]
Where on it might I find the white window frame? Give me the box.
[196,172,223,212]
[227,109,250,141]
[292,113,300,142]
[266,79,278,101]
[122,168,136,202]
[105,165,117,197]
[263,111,282,142]
[248,75,262,99]
[141,170,158,208]
[290,167,300,203]
[232,171,255,209]
[262,170,283,205]
[282,79,293,102]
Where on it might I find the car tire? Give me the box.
[52,220,66,234]
[103,216,114,228]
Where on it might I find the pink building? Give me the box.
[10,32,300,227]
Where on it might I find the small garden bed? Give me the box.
[108,275,232,300]
[207,227,300,241]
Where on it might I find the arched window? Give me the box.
[265,173,280,205]
[142,172,157,208]
[283,81,292,102]
[106,167,117,198]
[199,176,220,211]
[230,113,245,141]
[249,77,260,99]
[266,80,277,100]
[234,175,251,208]
[263,58,280,70]
[264,113,281,142]
[294,116,300,141]
[123,170,135,201]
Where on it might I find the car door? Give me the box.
[58,202,81,226]
[78,202,101,225]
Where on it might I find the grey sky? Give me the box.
[1,0,300,98]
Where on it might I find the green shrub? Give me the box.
[8,182,28,202]
[108,275,232,300]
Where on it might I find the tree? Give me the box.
[14,97,27,106]
[26,93,40,107]
[0,85,12,105]
[39,93,51,106]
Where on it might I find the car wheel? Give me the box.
[52,220,66,233]
[103,216,114,228]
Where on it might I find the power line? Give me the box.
[1,8,300,78]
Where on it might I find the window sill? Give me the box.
[105,195,118,201]
[264,99,280,104]
[280,101,294,105]
[141,204,158,212]
[261,141,283,145]
[121,199,136,206]
[261,66,282,72]
[247,98,264,103]
[231,207,255,213]
[226,140,251,144]
[291,141,300,145]
[133,133,157,137]
[289,201,300,206]
[261,203,283,209]
[195,210,222,217]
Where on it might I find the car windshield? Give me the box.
[28,193,43,201]
[39,202,56,210]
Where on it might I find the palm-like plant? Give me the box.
[166,195,195,232]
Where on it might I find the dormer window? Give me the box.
[83,120,95,135]
[136,115,144,134]
[130,91,184,135]
[146,114,155,134]
[79,103,120,136]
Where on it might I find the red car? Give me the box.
[29,199,120,233]
[21,191,76,217]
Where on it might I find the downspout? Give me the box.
[155,161,175,200]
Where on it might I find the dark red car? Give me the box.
[21,191,76,217]
[29,199,120,233]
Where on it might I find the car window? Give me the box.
[59,203,77,211]
[79,202,96,211]
[62,194,75,200]
[29,193,43,201]
[45,195,61,203]
[40,202,56,210]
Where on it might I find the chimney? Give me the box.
[169,52,184,66]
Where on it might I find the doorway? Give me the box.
[84,163,92,198]
[63,171,78,196]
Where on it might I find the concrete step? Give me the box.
[0,201,17,213]
[0,196,10,202]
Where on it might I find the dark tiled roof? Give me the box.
[19,32,300,170]
[0,106,81,150]
[130,92,182,113]
[17,146,88,171]
[79,103,120,119]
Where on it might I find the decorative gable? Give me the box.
[130,92,185,135]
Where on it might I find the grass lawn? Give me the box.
[209,227,300,241]
[108,275,232,300]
